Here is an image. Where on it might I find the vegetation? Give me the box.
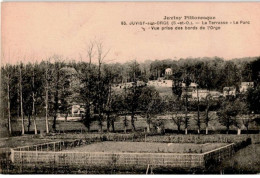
[1,51,260,136]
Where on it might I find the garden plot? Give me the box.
[61,141,227,153]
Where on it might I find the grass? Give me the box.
[61,141,227,153]
[0,136,55,149]
[8,112,259,135]
[220,143,260,173]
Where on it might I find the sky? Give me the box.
[1,2,260,64]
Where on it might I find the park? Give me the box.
[1,55,260,174]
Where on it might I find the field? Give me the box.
[61,141,227,153]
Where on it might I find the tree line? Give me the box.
[1,48,260,135]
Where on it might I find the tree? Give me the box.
[59,66,79,122]
[233,99,248,135]
[23,63,34,133]
[96,41,110,133]
[44,61,51,134]
[166,96,184,134]
[18,62,25,135]
[247,86,260,114]
[250,57,260,85]
[125,60,143,132]
[103,67,113,132]
[79,42,96,132]
[203,95,214,135]
[233,97,252,134]
[139,86,162,133]
[217,100,238,134]
[183,72,192,135]
[32,62,45,135]
[152,118,165,134]
[172,70,183,99]
[1,64,13,135]
[103,64,125,132]
[193,63,204,134]
[125,84,143,132]
[31,63,37,134]
[242,113,253,134]
[123,83,128,133]
[223,61,240,89]
[51,59,64,131]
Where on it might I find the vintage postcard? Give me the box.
[1,2,260,174]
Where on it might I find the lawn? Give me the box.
[61,141,227,153]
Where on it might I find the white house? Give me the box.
[165,68,172,76]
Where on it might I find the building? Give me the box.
[223,87,236,97]
[191,89,210,100]
[165,68,172,76]
[71,103,85,116]
[147,79,173,88]
[239,82,254,93]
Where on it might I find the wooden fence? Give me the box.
[10,140,235,169]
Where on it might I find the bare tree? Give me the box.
[204,95,214,135]
[172,114,184,134]
[44,61,50,134]
[195,87,201,134]
[4,64,12,135]
[183,72,191,135]
[96,41,110,133]
[171,100,184,134]
[32,63,37,134]
[52,59,63,131]
[19,62,25,135]
[79,41,96,132]
[124,83,128,133]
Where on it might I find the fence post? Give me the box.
[54,142,56,152]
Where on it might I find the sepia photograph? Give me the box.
[0,2,260,174]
